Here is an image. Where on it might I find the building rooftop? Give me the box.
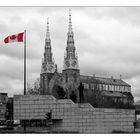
[80,75,130,86]
[0,93,8,96]
[57,72,130,87]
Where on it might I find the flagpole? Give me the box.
[24,30,26,95]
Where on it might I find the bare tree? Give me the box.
[27,78,40,95]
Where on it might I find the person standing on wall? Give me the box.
[78,82,84,103]
[70,91,77,103]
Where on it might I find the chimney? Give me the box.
[93,74,96,77]
[120,74,122,80]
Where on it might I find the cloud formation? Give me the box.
[0,7,140,101]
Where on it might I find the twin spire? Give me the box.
[45,9,74,42]
[42,9,77,73]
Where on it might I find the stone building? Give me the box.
[40,10,134,108]
[0,93,8,121]
[0,93,8,104]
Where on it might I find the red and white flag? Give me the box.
[4,32,24,43]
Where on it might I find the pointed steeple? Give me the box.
[68,9,72,32]
[45,18,51,48]
[67,9,74,45]
[64,9,79,70]
[46,18,50,40]
[41,18,56,74]
[62,10,80,96]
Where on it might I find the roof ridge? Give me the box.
[80,75,130,86]
[80,74,121,80]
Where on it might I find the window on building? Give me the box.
[104,85,106,91]
[114,86,116,91]
[105,85,108,91]
[121,86,124,92]
[124,86,126,92]
[115,86,119,91]
[111,85,114,91]
[109,85,112,91]
[119,86,121,92]
[123,86,125,92]
[120,86,123,92]
[113,85,115,91]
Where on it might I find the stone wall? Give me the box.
[14,95,135,133]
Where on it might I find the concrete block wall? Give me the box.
[14,95,135,133]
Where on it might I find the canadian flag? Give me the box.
[4,32,24,43]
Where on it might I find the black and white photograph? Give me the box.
[0,6,140,134]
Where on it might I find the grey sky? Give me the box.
[0,7,140,101]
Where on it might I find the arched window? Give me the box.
[66,73,68,83]
[74,73,77,82]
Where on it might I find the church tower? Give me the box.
[62,10,80,99]
[40,18,56,94]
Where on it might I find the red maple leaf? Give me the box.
[10,35,17,40]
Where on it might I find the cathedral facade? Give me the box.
[40,10,134,108]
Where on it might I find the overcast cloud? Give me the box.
[0,7,140,101]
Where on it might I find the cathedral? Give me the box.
[40,10,134,108]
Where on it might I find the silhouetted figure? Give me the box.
[45,110,52,122]
[78,82,84,103]
[45,110,52,126]
[57,86,67,99]
[70,91,77,103]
